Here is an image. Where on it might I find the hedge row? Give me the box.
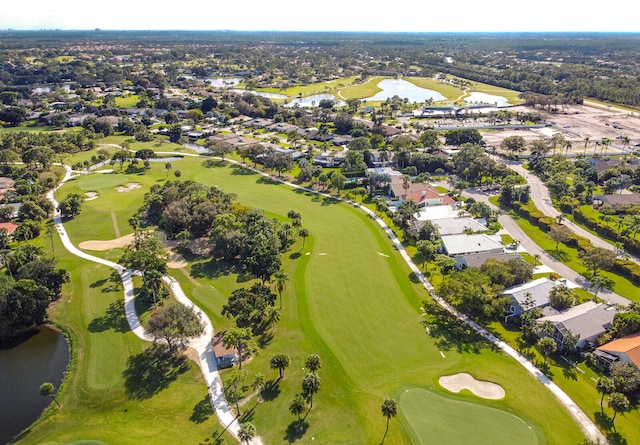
[506,201,640,285]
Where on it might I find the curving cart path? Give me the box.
[47,166,262,445]
[52,154,606,443]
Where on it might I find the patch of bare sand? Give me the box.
[167,250,188,269]
[117,182,141,192]
[79,233,135,251]
[85,191,98,201]
[439,372,505,400]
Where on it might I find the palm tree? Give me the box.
[272,270,289,309]
[583,136,590,156]
[380,398,398,445]
[270,353,291,380]
[305,354,322,374]
[289,394,307,425]
[608,392,630,429]
[589,273,608,301]
[301,372,321,407]
[238,422,256,445]
[596,377,615,410]
[298,228,309,249]
[252,373,266,402]
[40,382,60,407]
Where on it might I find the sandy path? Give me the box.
[111,211,121,238]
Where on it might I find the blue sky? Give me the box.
[2,0,638,32]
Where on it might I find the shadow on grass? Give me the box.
[547,249,571,263]
[284,420,309,443]
[257,176,281,186]
[202,159,226,168]
[190,257,251,282]
[88,299,130,333]
[422,303,493,354]
[123,344,190,400]
[230,164,257,175]
[260,379,281,402]
[321,196,340,206]
[190,393,214,424]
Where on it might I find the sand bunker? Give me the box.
[117,182,141,192]
[167,250,188,269]
[439,373,505,400]
[79,233,135,251]
[85,191,98,201]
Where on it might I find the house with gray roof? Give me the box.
[455,252,523,271]
[502,277,558,319]
[537,301,619,350]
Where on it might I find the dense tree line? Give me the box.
[0,244,69,342]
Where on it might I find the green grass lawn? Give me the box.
[399,388,540,445]
[17,235,235,445]
[33,156,588,444]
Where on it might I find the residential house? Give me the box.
[537,301,619,350]
[455,251,522,270]
[440,233,504,257]
[592,194,640,210]
[502,277,558,319]
[0,222,19,238]
[596,332,640,369]
[312,151,344,168]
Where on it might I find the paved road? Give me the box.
[46,166,261,445]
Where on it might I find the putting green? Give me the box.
[77,174,130,191]
[400,388,540,445]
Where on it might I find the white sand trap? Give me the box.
[116,182,141,192]
[377,252,389,257]
[318,253,328,256]
[439,373,505,400]
[85,191,98,201]
[79,233,135,251]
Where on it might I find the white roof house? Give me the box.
[440,233,504,257]
[433,217,488,236]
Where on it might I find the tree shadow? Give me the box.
[89,278,108,288]
[284,420,309,443]
[190,393,214,424]
[230,164,257,175]
[88,299,130,333]
[257,176,281,186]
[422,303,493,354]
[321,196,339,206]
[260,379,281,402]
[535,360,554,378]
[122,344,189,400]
[594,410,613,432]
[289,252,301,260]
[547,249,570,262]
[190,257,246,280]
[202,159,226,168]
[257,330,274,349]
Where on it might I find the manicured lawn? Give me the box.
[400,388,540,445]
[40,156,586,444]
[18,235,234,445]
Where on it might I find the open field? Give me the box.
[36,154,589,444]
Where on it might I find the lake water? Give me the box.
[363,79,446,103]
[0,327,70,444]
[465,92,510,107]
[284,94,345,108]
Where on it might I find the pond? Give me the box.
[0,327,70,444]
[465,92,510,107]
[284,94,345,108]
[363,79,446,103]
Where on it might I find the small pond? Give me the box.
[231,89,288,99]
[465,92,510,107]
[0,327,69,444]
[363,79,446,103]
[285,94,345,108]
